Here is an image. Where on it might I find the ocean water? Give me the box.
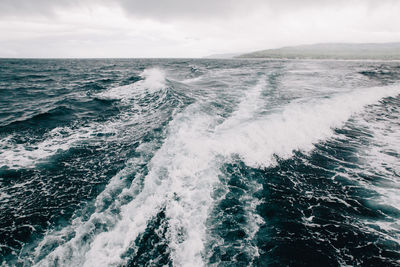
[0,58,399,266]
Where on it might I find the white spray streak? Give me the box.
[82,108,219,266]
[75,78,268,267]
[33,79,400,266]
[97,68,166,100]
[216,85,400,168]
[84,81,399,266]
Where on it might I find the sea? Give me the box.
[0,58,399,266]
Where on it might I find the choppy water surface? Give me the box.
[0,58,399,266]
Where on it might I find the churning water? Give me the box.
[0,58,399,266]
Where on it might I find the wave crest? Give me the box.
[96,68,166,100]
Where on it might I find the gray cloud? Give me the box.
[1,0,397,20]
[0,0,71,17]
[1,0,399,57]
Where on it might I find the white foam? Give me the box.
[218,78,266,129]
[0,117,129,170]
[81,106,219,267]
[30,140,159,266]
[83,83,400,266]
[181,76,203,84]
[207,177,264,265]
[32,80,399,266]
[347,98,400,243]
[0,127,95,169]
[215,85,400,168]
[36,77,266,267]
[96,68,166,100]
[0,192,11,203]
[0,68,168,170]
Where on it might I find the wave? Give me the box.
[32,77,267,266]
[96,68,166,101]
[0,106,75,130]
[30,79,399,266]
[342,96,400,244]
[0,68,176,170]
[0,125,101,169]
[27,141,160,266]
[215,85,400,168]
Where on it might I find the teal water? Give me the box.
[0,59,399,266]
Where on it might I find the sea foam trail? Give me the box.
[0,68,166,170]
[85,83,398,266]
[35,78,268,267]
[81,106,220,267]
[216,85,400,168]
[30,144,156,266]
[34,82,399,267]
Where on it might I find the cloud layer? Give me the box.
[1,0,399,57]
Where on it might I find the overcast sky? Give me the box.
[1,0,400,58]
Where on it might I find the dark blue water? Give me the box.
[0,58,399,266]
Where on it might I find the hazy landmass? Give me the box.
[204,53,242,59]
[237,43,400,60]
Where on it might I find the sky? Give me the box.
[1,0,400,58]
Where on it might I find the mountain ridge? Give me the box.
[236,42,400,60]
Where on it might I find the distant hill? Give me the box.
[204,53,242,59]
[237,43,400,60]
